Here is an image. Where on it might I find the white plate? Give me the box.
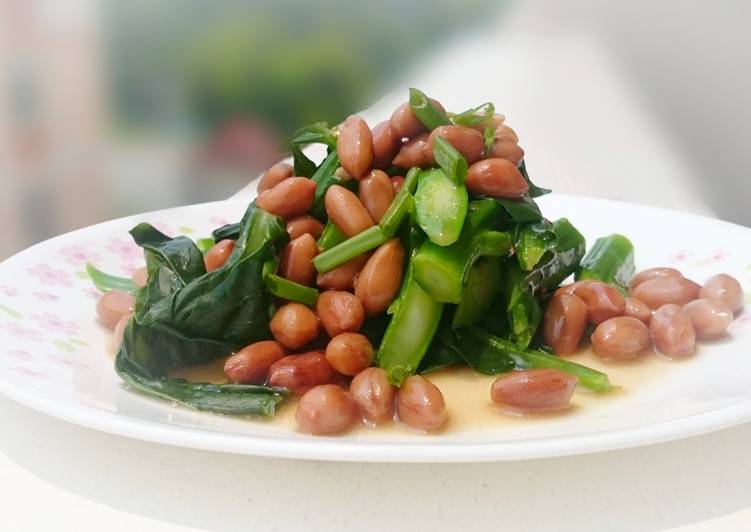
[0,194,749,462]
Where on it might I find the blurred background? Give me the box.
[1,0,749,260]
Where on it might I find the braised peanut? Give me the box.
[316,253,370,291]
[391,175,405,193]
[359,170,395,223]
[256,177,316,219]
[132,266,148,289]
[389,99,445,139]
[316,290,365,338]
[491,369,577,413]
[591,317,652,360]
[681,298,733,339]
[324,185,374,237]
[286,215,324,241]
[632,276,700,309]
[650,304,696,358]
[630,267,683,291]
[371,120,400,169]
[257,162,293,193]
[542,293,588,355]
[624,297,652,323]
[112,313,132,351]
[489,139,525,164]
[269,303,319,349]
[296,384,357,434]
[224,341,285,384]
[337,115,373,179]
[350,367,396,425]
[268,351,337,395]
[553,280,594,299]
[423,126,484,165]
[205,239,235,272]
[495,124,519,142]
[97,290,135,329]
[392,133,430,168]
[355,238,405,316]
[396,375,448,431]
[465,158,529,198]
[325,332,374,376]
[700,273,744,312]
[572,281,626,324]
[278,233,318,286]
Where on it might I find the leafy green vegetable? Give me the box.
[449,102,495,127]
[317,220,346,251]
[379,167,420,237]
[313,225,388,273]
[466,328,611,392]
[309,151,341,219]
[419,315,463,374]
[288,122,337,177]
[414,168,468,246]
[115,203,289,416]
[501,218,586,347]
[515,221,557,271]
[264,272,318,306]
[432,135,467,184]
[86,263,138,294]
[576,234,635,294]
[212,223,240,243]
[413,199,511,303]
[518,160,551,198]
[408,88,451,130]
[452,256,502,329]
[377,267,444,386]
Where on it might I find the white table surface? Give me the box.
[3,13,749,532]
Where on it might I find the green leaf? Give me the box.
[86,263,138,294]
[288,122,336,177]
[514,221,557,271]
[576,234,635,294]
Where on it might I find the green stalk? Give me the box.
[377,267,444,386]
[408,88,451,130]
[309,151,341,219]
[379,167,420,237]
[413,200,510,303]
[452,256,502,328]
[87,263,138,294]
[576,234,635,294]
[414,168,468,246]
[432,136,467,184]
[263,272,319,306]
[313,226,388,273]
[467,328,611,392]
[317,220,346,251]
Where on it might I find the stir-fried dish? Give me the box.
[89,89,745,435]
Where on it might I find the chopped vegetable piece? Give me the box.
[313,226,388,273]
[432,135,467,184]
[377,267,444,386]
[309,151,341,219]
[413,199,510,303]
[408,88,451,130]
[515,221,557,271]
[414,168,468,246]
[86,263,138,295]
[379,166,420,237]
[288,122,336,177]
[576,234,635,294]
[466,328,611,392]
[317,220,346,251]
[263,272,319,306]
[452,257,502,329]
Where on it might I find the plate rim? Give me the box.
[1,194,750,462]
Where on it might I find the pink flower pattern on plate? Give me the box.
[11,366,48,380]
[30,313,78,335]
[5,349,33,361]
[0,321,42,341]
[46,355,88,371]
[60,244,101,266]
[28,263,73,288]
[106,237,142,262]
[2,286,18,297]
[33,292,59,302]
